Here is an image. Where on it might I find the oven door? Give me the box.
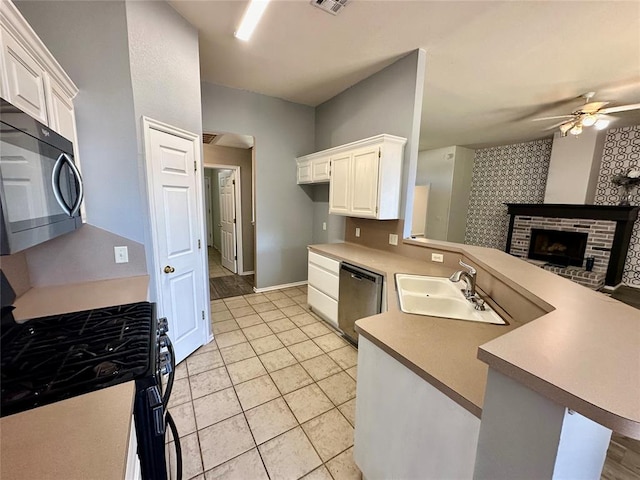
[0,114,83,254]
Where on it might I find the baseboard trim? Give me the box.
[254,280,307,293]
[239,270,255,276]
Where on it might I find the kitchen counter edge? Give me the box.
[309,242,640,439]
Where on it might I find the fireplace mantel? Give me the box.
[505,204,639,222]
[505,203,639,287]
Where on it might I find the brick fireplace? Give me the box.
[506,204,639,289]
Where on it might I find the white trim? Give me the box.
[204,164,245,275]
[142,116,211,344]
[254,280,308,293]
[239,270,255,276]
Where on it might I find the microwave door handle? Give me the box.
[63,153,84,217]
[51,153,72,216]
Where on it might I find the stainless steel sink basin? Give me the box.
[395,274,506,325]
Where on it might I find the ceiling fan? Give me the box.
[533,92,640,136]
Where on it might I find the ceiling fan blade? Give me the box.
[598,103,640,114]
[579,101,609,114]
[543,120,573,131]
[531,115,574,122]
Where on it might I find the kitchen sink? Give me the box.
[395,274,506,325]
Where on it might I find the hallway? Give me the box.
[208,248,254,300]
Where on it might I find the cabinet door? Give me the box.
[47,79,76,142]
[350,146,380,218]
[297,159,311,184]
[1,29,48,124]
[329,153,351,215]
[312,156,330,182]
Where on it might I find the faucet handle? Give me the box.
[458,260,476,275]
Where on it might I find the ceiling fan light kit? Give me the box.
[535,92,640,137]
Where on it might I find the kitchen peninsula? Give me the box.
[309,239,640,479]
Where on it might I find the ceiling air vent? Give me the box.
[203,133,217,144]
[311,0,349,16]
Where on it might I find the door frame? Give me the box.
[142,116,211,343]
[204,175,213,247]
[205,164,246,275]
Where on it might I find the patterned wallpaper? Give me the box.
[464,139,553,249]
[594,125,640,286]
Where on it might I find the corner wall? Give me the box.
[314,49,426,241]
[15,0,143,243]
[594,125,640,286]
[200,82,315,289]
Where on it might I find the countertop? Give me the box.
[0,382,136,480]
[2,274,150,478]
[309,241,640,439]
[12,275,150,321]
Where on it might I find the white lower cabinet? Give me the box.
[354,336,481,479]
[307,250,340,328]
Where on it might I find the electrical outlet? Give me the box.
[355,227,361,238]
[431,253,444,263]
[389,234,398,246]
[114,246,129,264]
[322,222,327,231]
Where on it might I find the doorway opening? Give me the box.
[202,132,255,300]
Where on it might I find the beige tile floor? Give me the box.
[167,285,362,480]
[208,248,234,279]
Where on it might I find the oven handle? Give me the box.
[165,411,182,480]
[51,153,84,217]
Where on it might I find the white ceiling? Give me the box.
[170,0,640,150]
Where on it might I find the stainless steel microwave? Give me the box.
[0,98,83,255]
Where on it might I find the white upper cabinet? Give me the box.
[0,0,78,139]
[1,30,48,123]
[303,134,406,219]
[328,152,351,215]
[297,158,312,184]
[296,154,331,184]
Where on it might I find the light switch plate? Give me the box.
[431,253,444,263]
[322,222,327,231]
[389,234,398,246]
[114,246,129,264]
[355,227,361,238]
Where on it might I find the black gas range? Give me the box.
[0,301,181,480]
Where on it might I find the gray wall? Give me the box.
[314,49,426,240]
[15,1,143,243]
[201,82,315,289]
[17,0,204,302]
[125,1,203,297]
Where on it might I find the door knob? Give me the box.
[164,266,175,274]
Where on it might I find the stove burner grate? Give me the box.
[1,302,155,417]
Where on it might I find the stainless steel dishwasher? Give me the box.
[338,263,383,345]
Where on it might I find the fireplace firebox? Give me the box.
[528,229,588,267]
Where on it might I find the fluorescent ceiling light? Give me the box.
[235,0,270,41]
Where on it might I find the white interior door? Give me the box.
[218,170,237,273]
[146,123,206,363]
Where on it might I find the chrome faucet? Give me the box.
[449,260,477,298]
[449,261,486,310]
